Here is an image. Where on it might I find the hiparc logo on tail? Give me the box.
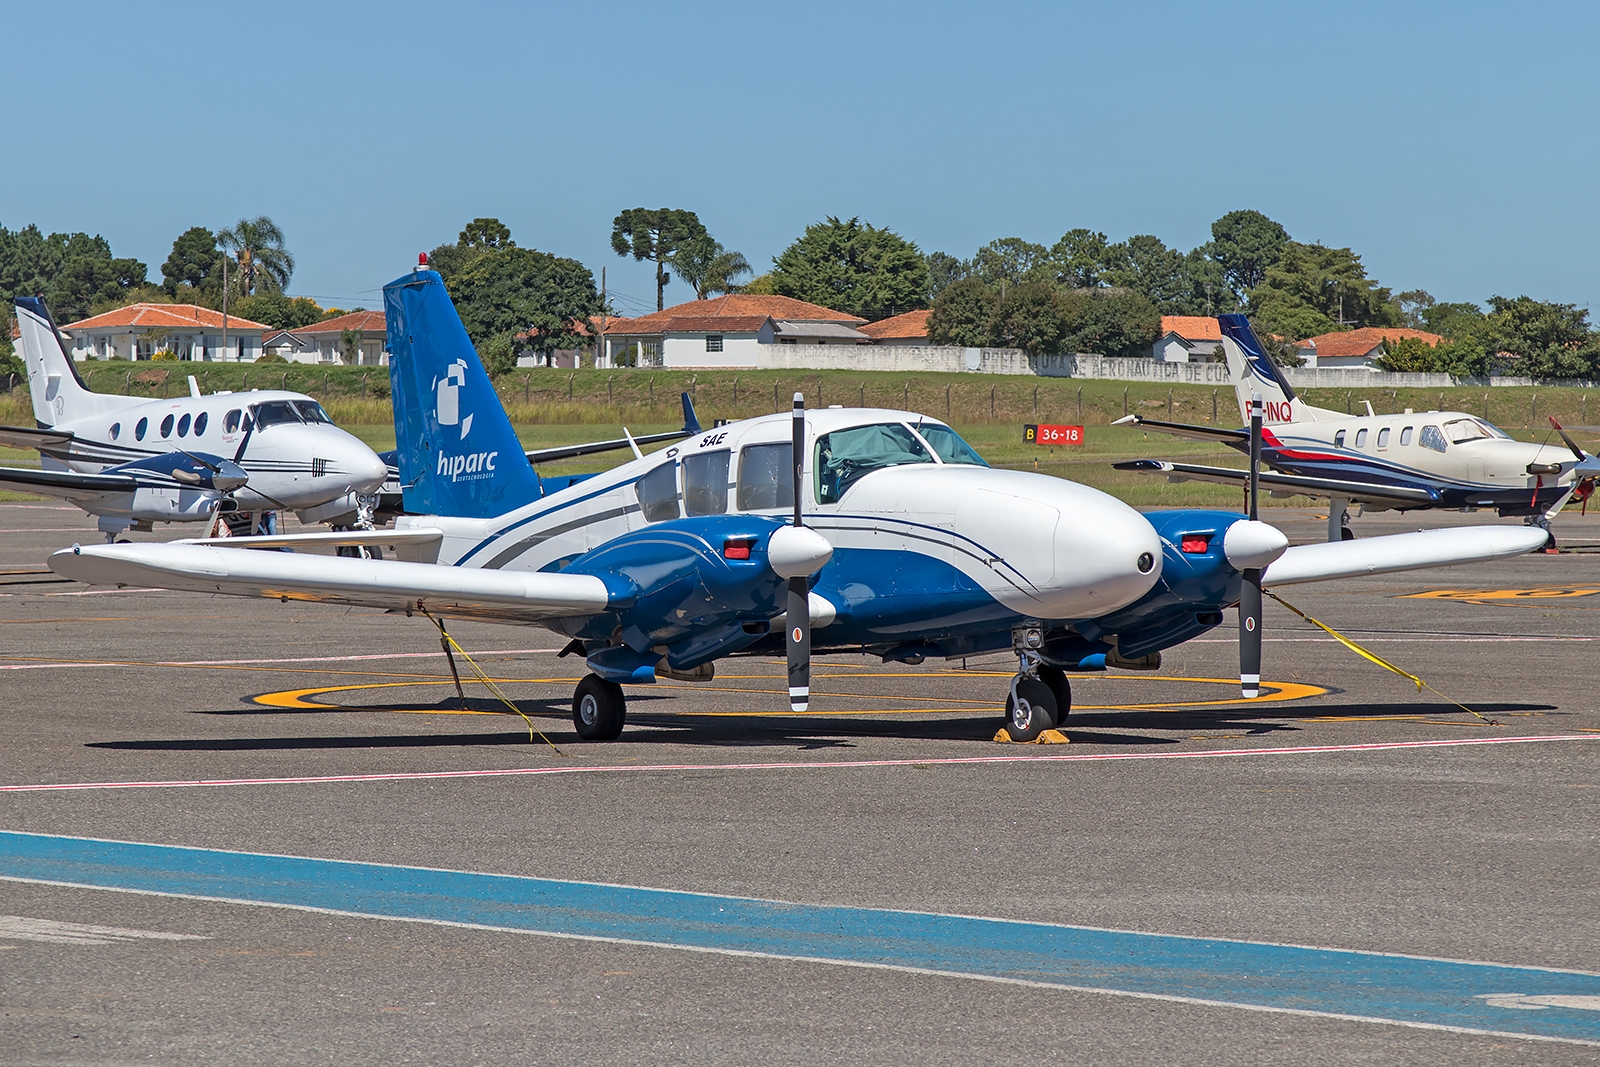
[432,358,496,482]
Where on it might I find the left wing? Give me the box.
[1111,414,1249,445]
[49,542,617,623]
[1114,459,1441,507]
[1263,526,1548,586]
[0,465,139,500]
[0,425,74,451]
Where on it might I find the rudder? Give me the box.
[1216,314,1332,424]
[383,266,542,518]
[13,297,98,427]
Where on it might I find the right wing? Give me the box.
[49,542,619,623]
[0,465,139,501]
[1264,526,1549,586]
[0,425,74,451]
[1113,459,1441,507]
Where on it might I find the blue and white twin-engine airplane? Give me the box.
[50,264,1547,740]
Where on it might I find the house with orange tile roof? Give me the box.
[1293,327,1444,369]
[60,303,270,362]
[1153,316,1226,363]
[859,309,931,346]
[599,294,868,368]
[264,310,390,366]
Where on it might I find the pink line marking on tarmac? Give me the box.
[0,649,560,671]
[3,734,1594,793]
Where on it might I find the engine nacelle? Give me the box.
[72,488,224,524]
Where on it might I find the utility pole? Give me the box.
[599,266,607,370]
[221,256,229,363]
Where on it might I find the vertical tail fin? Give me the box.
[13,297,97,428]
[1217,314,1303,424]
[383,266,542,518]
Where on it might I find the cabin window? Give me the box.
[736,442,794,511]
[108,422,120,441]
[815,423,933,504]
[915,423,988,466]
[1354,428,1368,448]
[135,418,148,441]
[704,334,723,353]
[177,414,192,437]
[1376,428,1390,449]
[224,409,242,433]
[160,414,175,438]
[194,412,208,436]
[1400,426,1413,446]
[684,450,730,516]
[1420,425,1448,453]
[1334,430,1345,448]
[635,461,680,523]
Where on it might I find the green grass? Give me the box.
[7,367,1600,509]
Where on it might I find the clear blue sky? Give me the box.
[8,0,1599,317]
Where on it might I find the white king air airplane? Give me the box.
[3,297,390,540]
[48,265,1548,742]
[1114,314,1600,545]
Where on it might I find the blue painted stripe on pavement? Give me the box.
[2,830,1597,1045]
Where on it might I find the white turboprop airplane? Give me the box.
[48,264,1548,741]
[4,297,390,540]
[1114,314,1600,544]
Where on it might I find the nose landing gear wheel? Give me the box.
[1036,664,1072,720]
[1003,676,1059,742]
[573,675,627,741]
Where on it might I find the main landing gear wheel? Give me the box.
[1003,676,1058,742]
[573,675,626,741]
[1036,664,1072,719]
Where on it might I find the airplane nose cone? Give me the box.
[213,460,249,493]
[349,448,389,493]
[1046,491,1164,617]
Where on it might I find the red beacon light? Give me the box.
[416,252,430,272]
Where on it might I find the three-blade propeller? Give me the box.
[765,394,834,713]
[1239,394,1265,698]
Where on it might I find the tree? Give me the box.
[927,278,999,347]
[1047,229,1117,288]
[1173,245,1233,315]
[0,224,147,322]
[1249,242,1398,341]
[770,216,930,321]
[1375,335,1437,373]
[1104,235,1190,313]
[161,227,220,295]
[451,246,603,376]
[459,217,512,249]
[992,282,1076,356]
[1210,209,1289,304]
[1485,295,1600,379]
[1422,301,1487,340]
[971,238,1049,288]
[671,234,752,299]
[741,273,777,295]
[1394,289,1435,329]
[611,208,706,311]
[340,327,365,364]
[926,252,968,299]
[48,254,149,321]
[232,292,328,330]
[1063,289,1161,358]
[217,216,294,297]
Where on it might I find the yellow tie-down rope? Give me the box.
[420,608,565,754]
[1264,590,1498,725]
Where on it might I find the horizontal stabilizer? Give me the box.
[0,425,74,451]
[50,542,614,622]
[1114,459,1439,506]
[1263,526,1548,587]
[525,393,702,465]
[1111,414,1249,444]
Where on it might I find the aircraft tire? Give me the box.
[573,675,626,741]
[1340,527,1355,541]
[1037,665,1072,719]
[1003,677,1058,742]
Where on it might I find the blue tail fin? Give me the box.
[383,267,542,518]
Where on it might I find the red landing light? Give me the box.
[1180,535,1211,554]
[723,538,755,560]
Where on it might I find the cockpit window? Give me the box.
[1420,425,1448,453]
[252,401,302,427]
[736,443,794,511]
[292,400,333,424]
[1444,418,1493,444]
[815,422,932,504]
[684,450,730,515]
[635,461,680,523]
[915,422,989,466]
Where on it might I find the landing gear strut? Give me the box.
[1001,627,1070,742]
[573,675,627,740]
[1525,513,1557,552]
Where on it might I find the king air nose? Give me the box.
[347,445,389,493]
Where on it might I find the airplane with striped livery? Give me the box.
[4,297,390,540]
[1114,314,1600,545]
[50,264,1547,742]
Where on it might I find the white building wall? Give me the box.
[661,333,764,368]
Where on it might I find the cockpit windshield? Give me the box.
[914,422,988,466]
[252,401,303,427]
[1443,418,1498,443]
[815,423,932,504]
[292,400,333,424]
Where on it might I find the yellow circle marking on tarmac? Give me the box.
[253,674,1329,717]
[1399,587,1600,607]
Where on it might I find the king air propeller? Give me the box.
[766,393,834,712]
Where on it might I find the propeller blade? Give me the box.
[177,448,222,474]
[232,413,254,464]
[1242,393,1264,697]
[789,392,809,712]
[1548,416,1586,463]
